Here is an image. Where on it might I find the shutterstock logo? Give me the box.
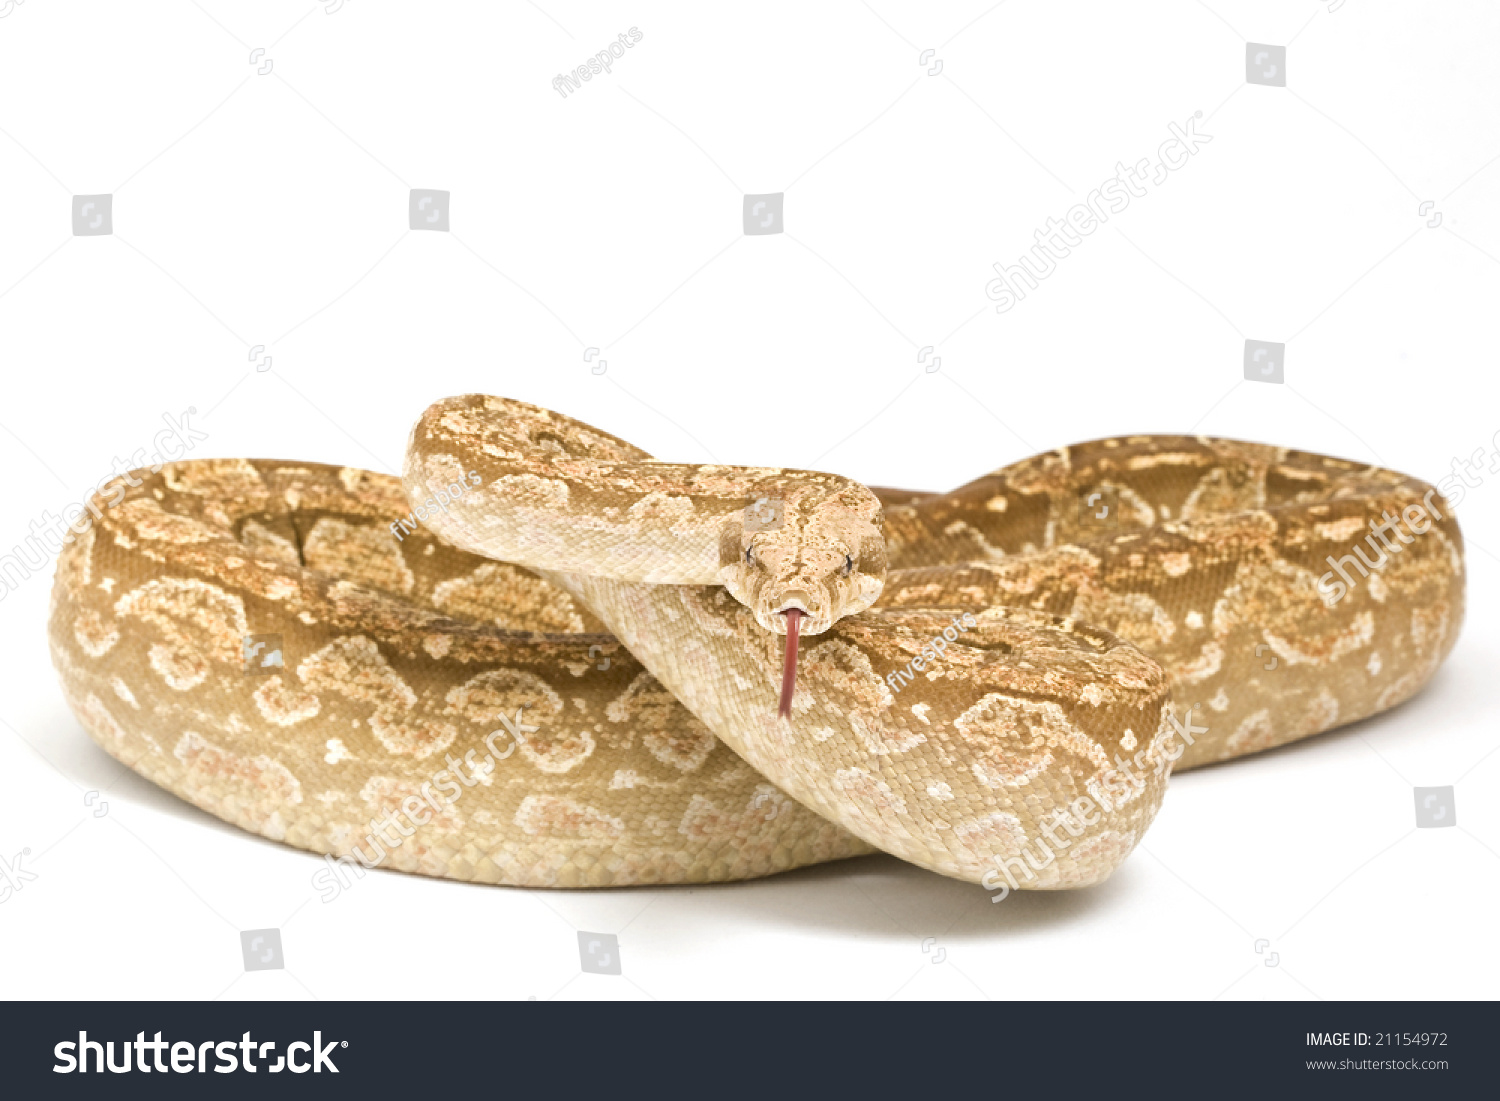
[54,1031,345,1074]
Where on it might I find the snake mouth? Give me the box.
[769,591,825,632]
[778,607,803,720]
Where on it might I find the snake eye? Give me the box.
[744,544,755,566]
[841,553,854,577]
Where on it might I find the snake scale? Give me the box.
[48,395,1464,891]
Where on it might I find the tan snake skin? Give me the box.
[48,395,1465,891]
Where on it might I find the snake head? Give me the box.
[717,482,886,717]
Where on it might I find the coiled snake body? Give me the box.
[48,396,1464,890]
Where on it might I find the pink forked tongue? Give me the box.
[778,608,803,720]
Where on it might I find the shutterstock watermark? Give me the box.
[0,846,37,903]
[981,704,1207,902]
[0,408,208,604]
[312,708,536,901]
[1316,495,1449,607]
[552,27,644,97]
[1429,429,1500,510]
[985,111,1212,313]
[1315,431,1495,605]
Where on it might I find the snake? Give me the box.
[47,394,1465,892]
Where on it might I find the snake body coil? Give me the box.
[48,395,1464,889]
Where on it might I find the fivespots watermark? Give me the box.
[389,470,482,541]
[552,28,644,97]
[886,612,977,693]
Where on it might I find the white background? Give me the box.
[1,0,1497,1000]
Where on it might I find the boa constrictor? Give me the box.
[48,395,1465,891]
